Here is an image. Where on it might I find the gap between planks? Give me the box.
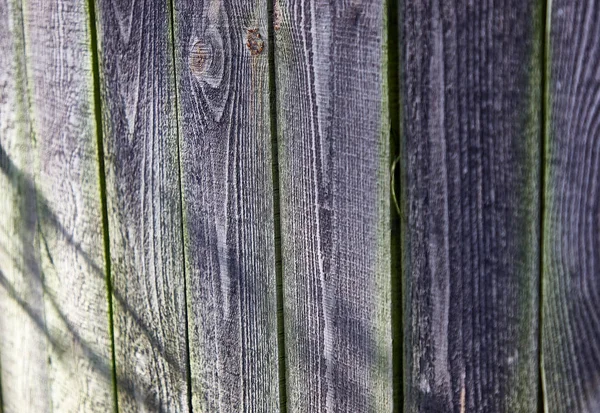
[266,0,288,411]
[387,0,403,410]
[86,0,119,411]
[538,0,552,411]
[166,0,194,410]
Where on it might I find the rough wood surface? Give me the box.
[273,1,393,411]
[0,1,50,411]
[543,1,600,411]
[172,0,280,411]
[94,0,190,410]
[18,0,116,411]
[401,1,542,412]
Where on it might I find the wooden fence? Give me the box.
[0,0,598,411]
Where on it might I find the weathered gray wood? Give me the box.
[543,1,600,411]
[0,0,50,411]
[172,0,280,411]
[273,1,393,411]
[18,0,116,411]
[401,0,542,411]
[93,0,190,410]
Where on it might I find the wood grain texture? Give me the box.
[94,0,190,410]
[273,1,393,411]
[172,0,280,411]
[0,0,50,411]
[401,0,542,412]
[19,0,116,411]
[543,1,600,411]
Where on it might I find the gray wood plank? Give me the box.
[400,0,542,412]
[172,0,280,411]
[93,0,190,410]
[542,1,600,411]
[19,0,116,411]
[273,1,393,411]
[0,0,50,411]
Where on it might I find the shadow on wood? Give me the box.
[0,143,189,412]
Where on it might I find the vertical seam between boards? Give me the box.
[166,0,194,411]
[86,0,119,411]
[538,0,551,411]
[267,0,288,411]
[388,0,402,410]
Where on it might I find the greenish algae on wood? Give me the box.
[273,0,393,411]
[18,0,116,411]
[0,0,50,412]
[400,0,542,411]
[172,0,281,411]
[92,0,190,410]
[542,1,600,411]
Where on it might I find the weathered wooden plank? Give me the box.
[172,0,280,411]
[542,1,600,411]
[401,0,542,411]
[93,0,190,410]
[273,1,393,411]
[18,0,116,411]
[0,0,50,411]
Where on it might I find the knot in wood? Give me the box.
[189,41,208,76]
[246,28,264,56]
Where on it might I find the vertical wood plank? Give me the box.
[273,1,393,411]
[93,0,190,410]
[401,0,542,411]
[19,0,116,411]
[0,0,50,411]
[172,0,280,411]
[543,1,600,411]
